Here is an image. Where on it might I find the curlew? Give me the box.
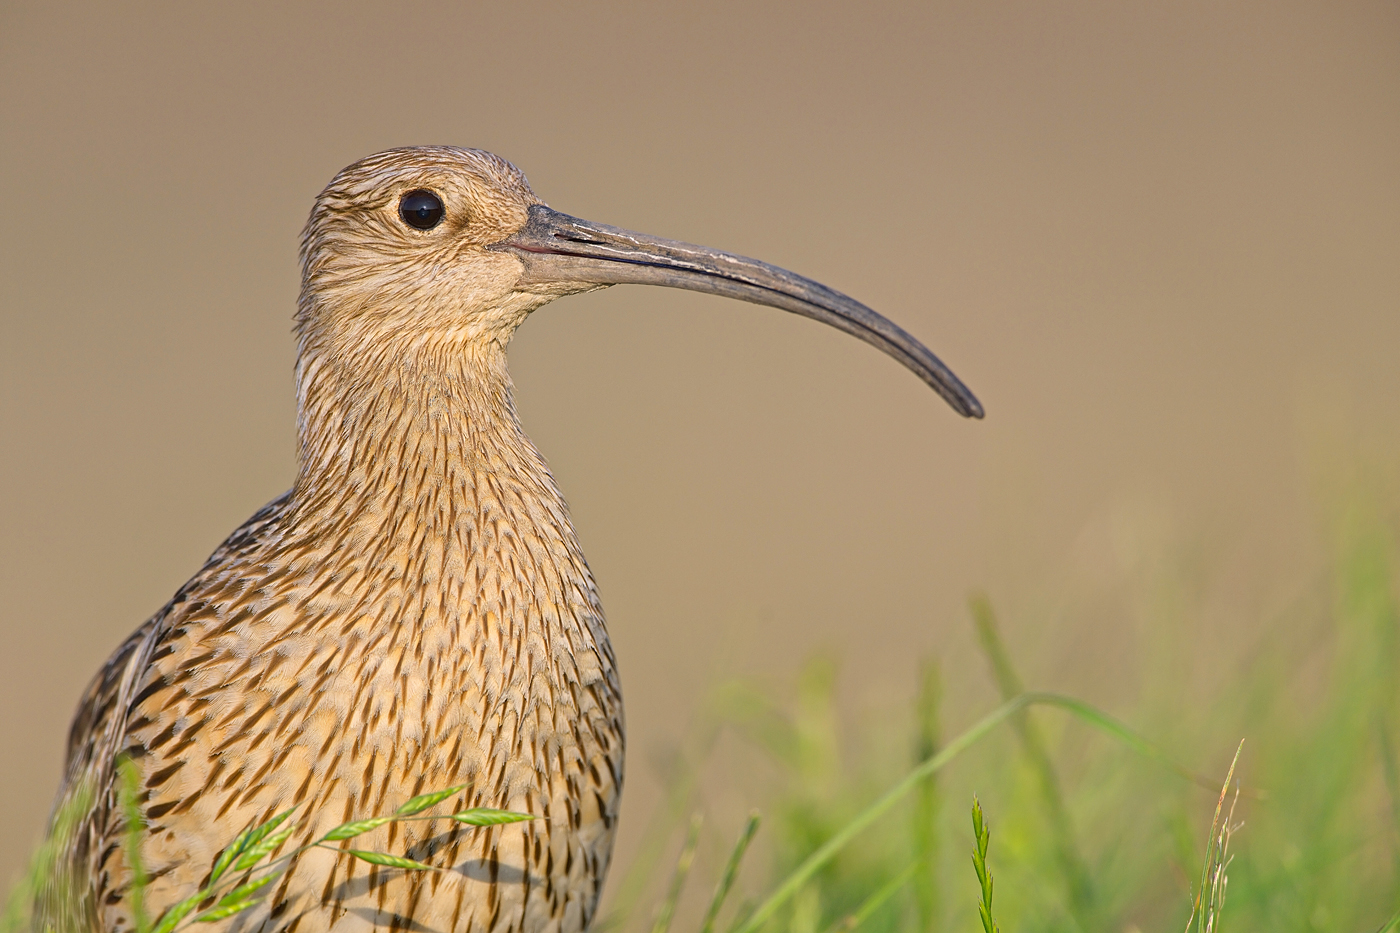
[36,147,982,933]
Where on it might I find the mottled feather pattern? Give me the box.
[40,148,625,933]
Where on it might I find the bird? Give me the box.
[34,146,982,933]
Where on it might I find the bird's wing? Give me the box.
[36,606,166,933]
[63,615,160,777]
[37,491,295,933]
[65,490,295,773]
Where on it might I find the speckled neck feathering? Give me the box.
[39,147,981,933]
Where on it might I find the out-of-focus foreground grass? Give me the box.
[8,476,1398,933]
[604,481,1400,933]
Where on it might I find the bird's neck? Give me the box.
[288,335,577,578]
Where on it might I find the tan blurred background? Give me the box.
[1,0,1397,898]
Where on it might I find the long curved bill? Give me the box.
[491,204,983,419]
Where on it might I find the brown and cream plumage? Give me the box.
[37,146,982,933]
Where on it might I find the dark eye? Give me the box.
[399,190,445,230]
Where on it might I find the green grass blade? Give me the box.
[449,808,535,826]
[8,777,94,933]
[321,816,394,842]
[698,812,761,933]
[650,814,702,933]
[1375,715,1400,863]
[242,809,297,847]
[819,862,917,933]
[395,784,467,817]
[208,831,255,888]
[148,892,204,933]
[194,899,263,923]
[233,825,296,871]
[912,657,942,933]
[117,756,151,933]
[210,807,297,884]
[971,595,1094,927]
[1186,740,1243,933]
[344,851,438,871]
[1026,693,1237,794]
[214,873,278,908]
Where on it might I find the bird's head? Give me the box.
[297,146,983,418]
[298,147,558,354]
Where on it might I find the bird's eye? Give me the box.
[399,190,445,230]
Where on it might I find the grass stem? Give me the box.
[1185,740,1243,933]
[699,812,760,933]
[818,862,916,933]
[117,757,151,933]
[650,813,702,933]
[971,595,1094,928]
[912,658,942,933]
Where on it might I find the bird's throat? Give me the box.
[288,337,590,620]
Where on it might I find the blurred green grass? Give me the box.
[606,483,1400,933]
[10,476,1400,932]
